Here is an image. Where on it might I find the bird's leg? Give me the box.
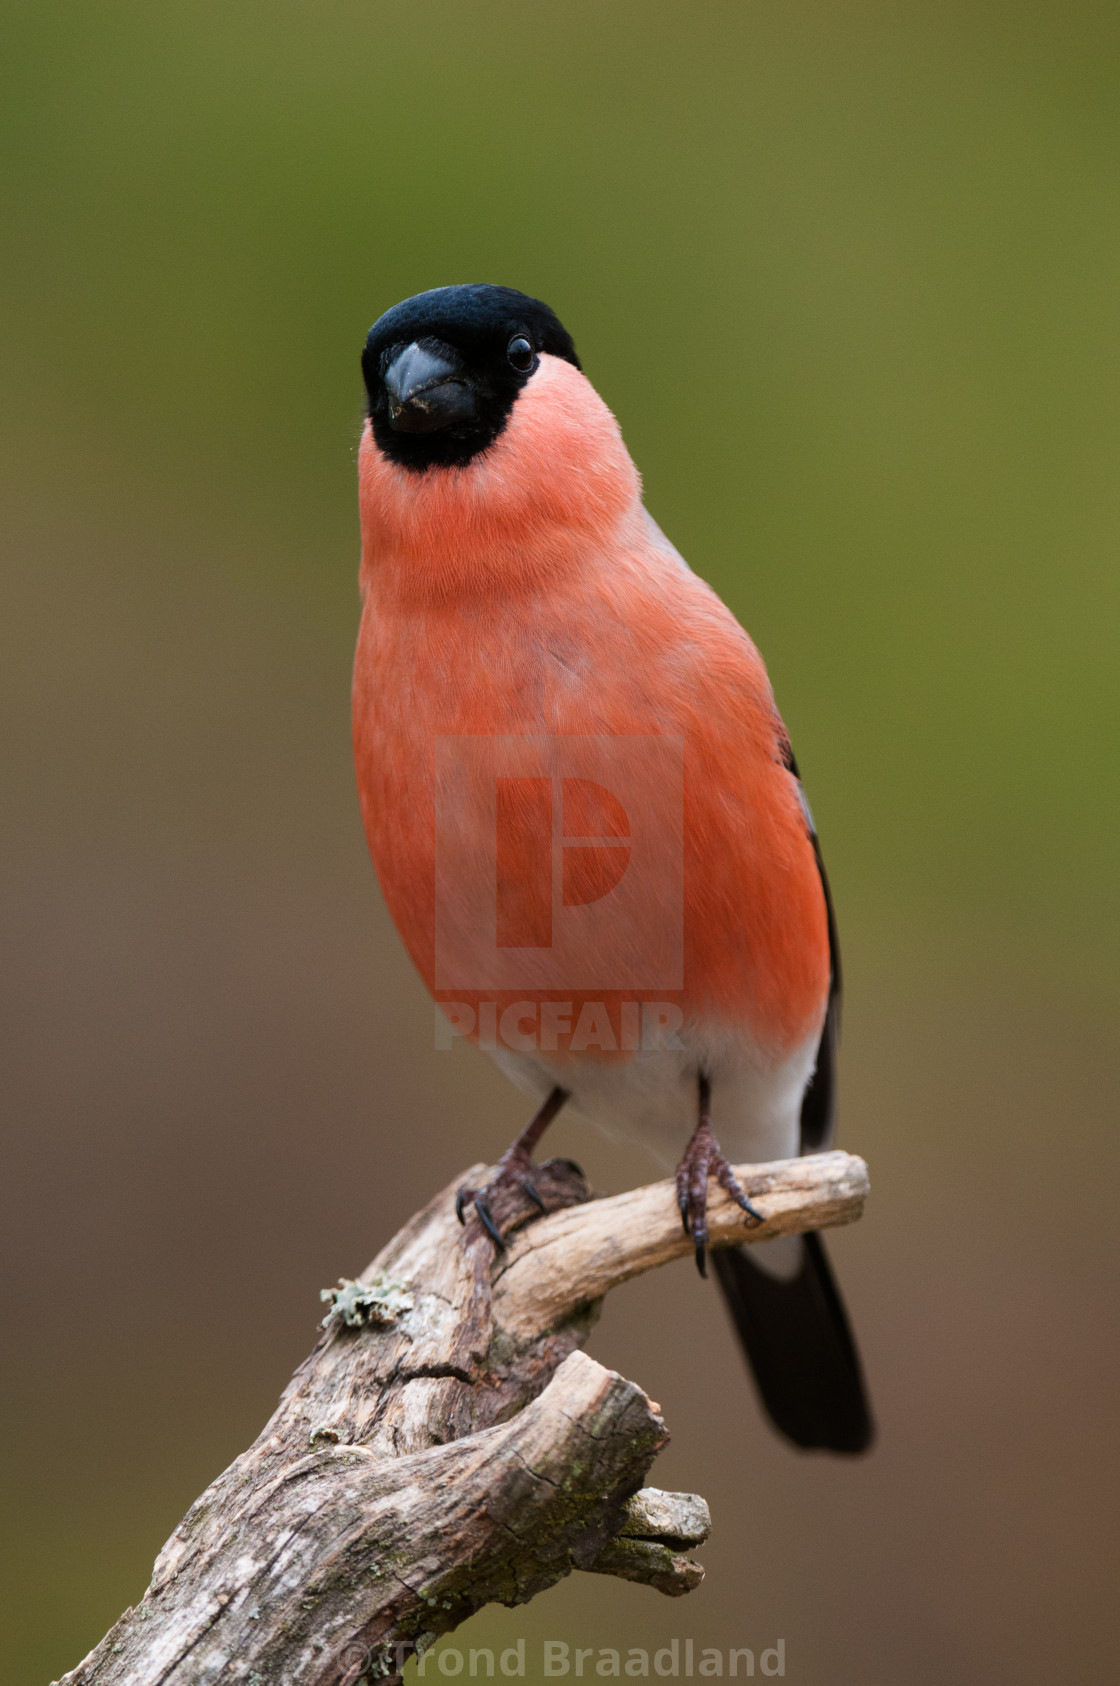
[456,1086,573,1247]
[675,1075,764,1278]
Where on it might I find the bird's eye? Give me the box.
[507,335,535,372]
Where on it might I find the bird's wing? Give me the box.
[645,503,840,1146]
[780,742,841,1152]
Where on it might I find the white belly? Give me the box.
[489,1019,818,1171]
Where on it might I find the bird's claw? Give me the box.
[674,1121,764,1278]
[455,1155,554,1248]
[472,1194,504,1248]
[456,1182,510,1246]
[522,1178,547,1213]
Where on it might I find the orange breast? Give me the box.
[352,527,828,1062]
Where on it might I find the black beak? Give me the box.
[382,342,478,434]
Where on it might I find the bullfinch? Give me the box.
[353,285,873,1454]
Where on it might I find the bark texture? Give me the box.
[57,1150,868,1686]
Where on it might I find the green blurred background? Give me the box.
[3,2,1118,1681]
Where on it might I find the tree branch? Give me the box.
[56,1150,868,1686]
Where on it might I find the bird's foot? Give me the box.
[456,1151,589,1248]
[675,1117,764,1278]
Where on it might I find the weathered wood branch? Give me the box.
[57,1150,868,1686]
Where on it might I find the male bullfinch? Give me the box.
[353,285,873,1454]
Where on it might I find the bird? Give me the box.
[352,283,873,1455]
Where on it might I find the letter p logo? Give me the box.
[495,777,632,949]
[434,735,683,992]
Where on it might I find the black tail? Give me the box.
[712,1232,874,1454]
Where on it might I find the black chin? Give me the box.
[364,347,527,473]
[368,383,522,472]
[381,342,480,437]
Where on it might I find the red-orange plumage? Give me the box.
[353,355,829,1062]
